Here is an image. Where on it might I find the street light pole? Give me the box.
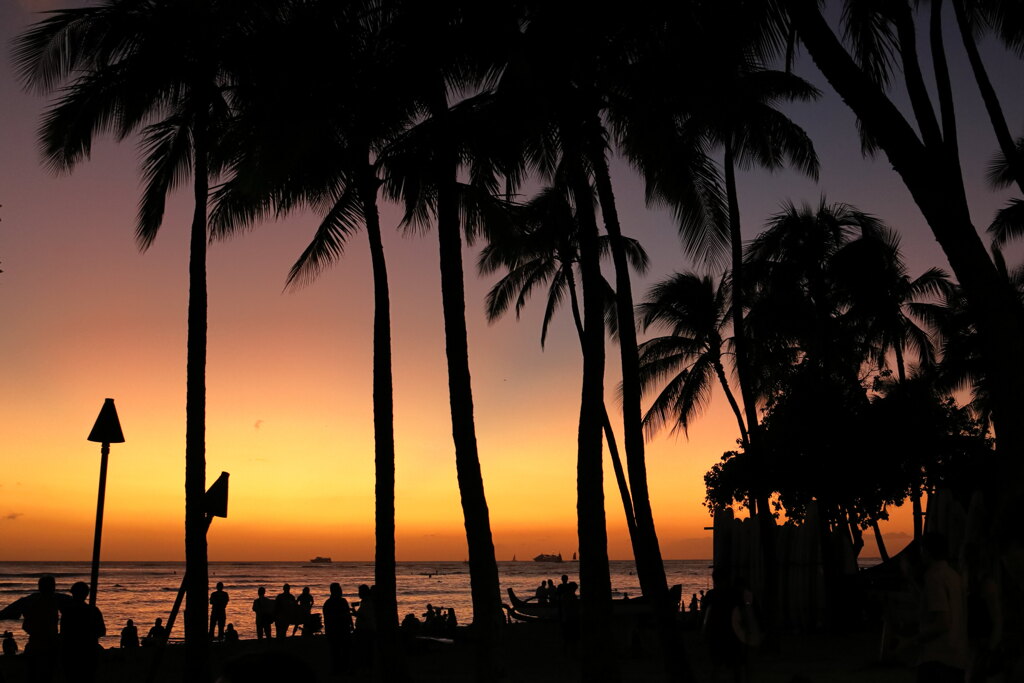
[87,398,124,607]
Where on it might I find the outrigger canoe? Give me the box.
[505,584,682,622]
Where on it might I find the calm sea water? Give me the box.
[0,560,714,648]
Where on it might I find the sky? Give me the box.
[1,1,1021,561]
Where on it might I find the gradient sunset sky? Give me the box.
[1,0,1021,561]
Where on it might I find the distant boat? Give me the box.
[533,553,563,563]
[309,556,332,564]
[512,555,517,562]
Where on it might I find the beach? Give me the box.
[0,620,913,683]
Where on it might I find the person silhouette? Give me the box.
[251,587,273,640]
[0,574,71,682]
[273,584,296,639]
[2,631,17,656]
[59,581,105,683]
[295,587,314,636]
[353,585,376,666]
[689,593,699,613]
[322,583,352,674]
[119,619,139,649]
[534,581,548,605]
[209,581,229,641]
[143,618,165,646]
[224,623,239,644]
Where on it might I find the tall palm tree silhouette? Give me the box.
[14,3,266,678]
[208,3,413,676]
[479,184,648,550]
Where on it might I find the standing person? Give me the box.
[273,585,296,640]
[59,582,105,683]
[913,533,969,683]
[322,583,352,674]
[251,587,273,640]
[209,582,229,641]
[353,585,376,666]
[119,619,139,649]
[0,574,70,683]
[296,587,314,636]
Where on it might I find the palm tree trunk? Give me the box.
[184,120,210,683]
[565,266,638,543]
[588,124,692,683]
[713,358,749,447]
[894,346,923,542]
[953,0,1024,193]
[871,519,890,563]
[435,142,503,681]
[568,150,620,683]
[360,161,403,682]
[724,144,779,641]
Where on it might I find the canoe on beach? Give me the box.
[505,584,683,621]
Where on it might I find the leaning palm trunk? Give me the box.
[360,162,403,681]
[184,120,210,683]
[436,157,503,680]
[569,152,621,683]
[589,132,691,683]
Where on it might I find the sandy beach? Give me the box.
[0,621,913,683]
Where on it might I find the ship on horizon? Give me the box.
[532,552,563,562]
[309,556,332,564]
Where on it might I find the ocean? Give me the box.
[0,560,714,648]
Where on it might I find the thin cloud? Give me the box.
[4,513,23,521]
[254,420,263,431]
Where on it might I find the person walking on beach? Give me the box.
[0,574,71,683]
[119,619,139,649]
[274,584,297,639]
[252,587,273,640]
[59,581,105,683]
[322,583,352,674]
[209,581,229,641]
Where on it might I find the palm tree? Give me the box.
[209,2,412,677]
[478,184,648,552]
[636,272,749,447]
[14,3,265,678]
[379,4,522,676]
[783,0,1024,551]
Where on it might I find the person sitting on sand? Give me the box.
[143,618,166,646]
[2,631,17,656]
[209,581,229,641]
[252,587,273,640]
[274,584,297,640]
[120,619,139,649]
[224,623,239,644]
[59,581,106,683]
[400,613,420,639]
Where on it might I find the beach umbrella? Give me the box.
[87,398,125,606]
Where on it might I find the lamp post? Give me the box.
[87,398,124,607]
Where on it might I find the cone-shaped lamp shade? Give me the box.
[205,472,229,518]
[87,398,125,444]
